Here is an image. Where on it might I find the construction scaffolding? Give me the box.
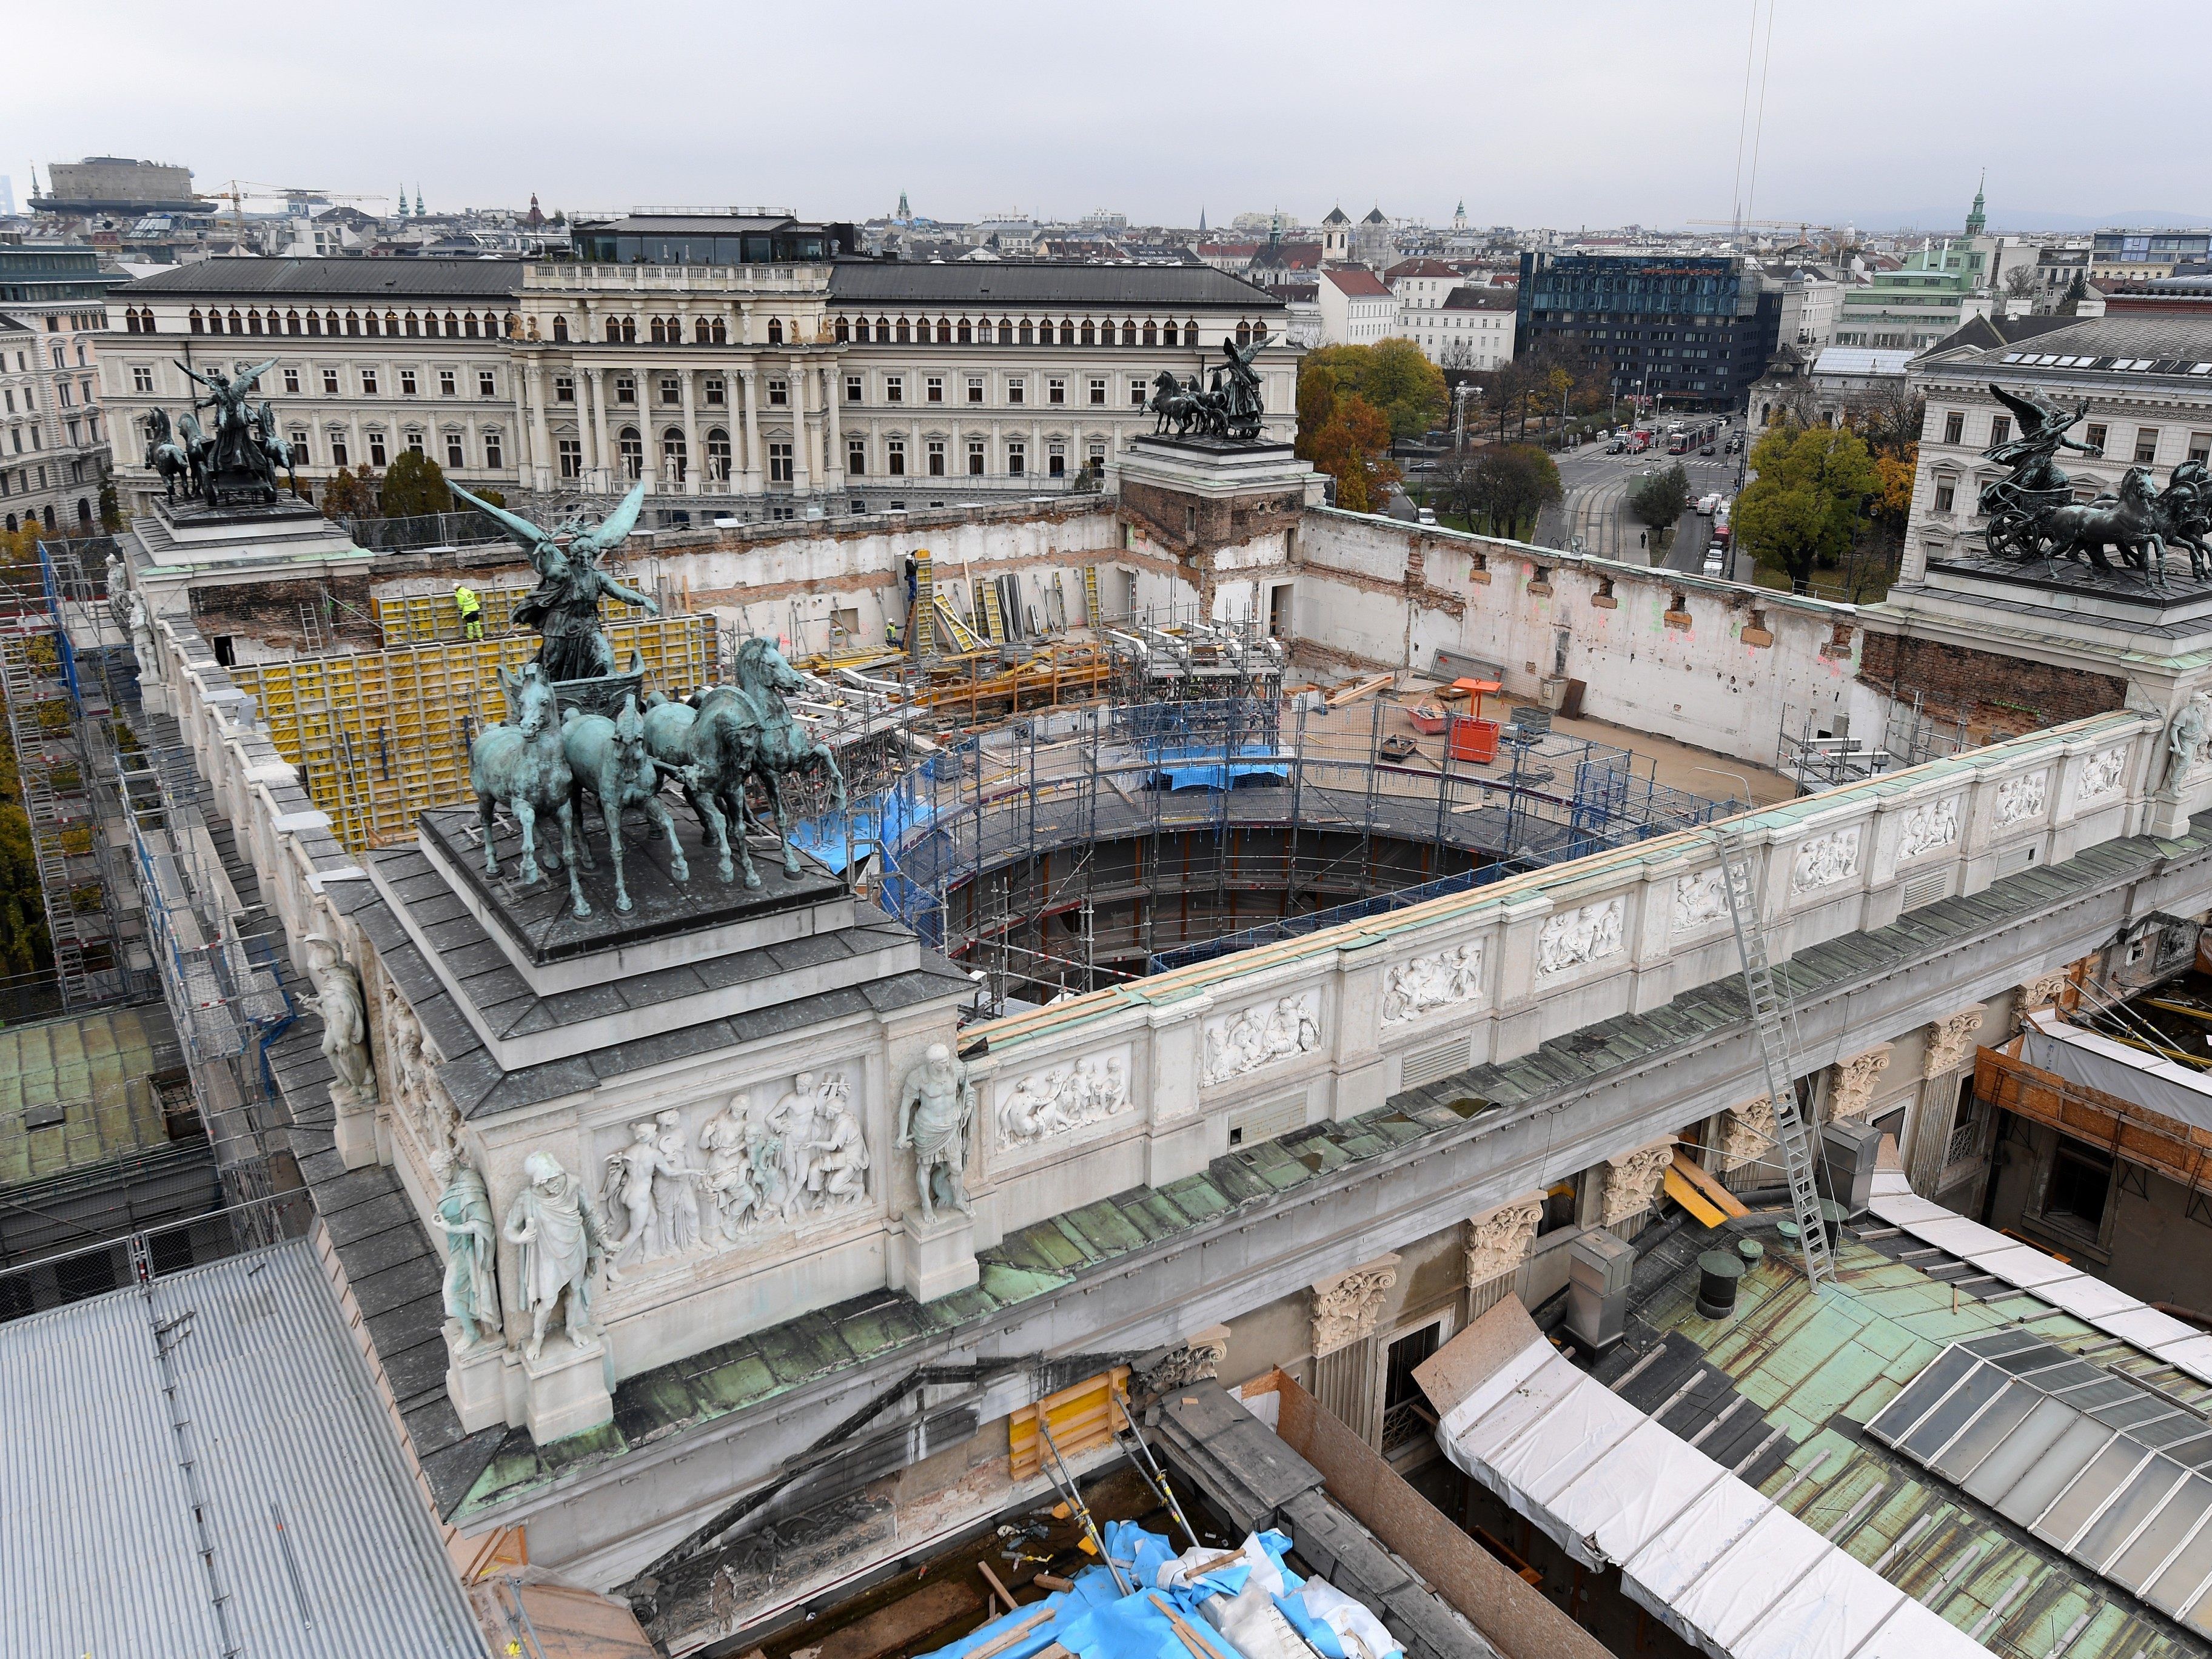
[230,614,718,851]
[836,693,1728,1008]
[1777,694,1973,796]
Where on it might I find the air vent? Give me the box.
[1901,869,1952,911]
[1402,1036,1473,1090]
[1227,1093,1307,1148]
[1994,841,2040,877]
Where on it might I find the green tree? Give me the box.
[97,478,121,531]
[1732,424,1881,591]
[1445,444,1561,540]
[319,464,378,522]
[1304,393,1399,513]
[1298,340,1446,443]
[380,449,453,519]
[1631,464,1692,535]
[0,723,51,981]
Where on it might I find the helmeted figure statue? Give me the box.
[501,1150,609,1361]
[429,1145,503,1349]
[1210,334,1266,441]
[175,357,283,506]
[300,934,376,1107]
[1980,383,2105,563]
[452,480,660,684]
[896,1042,974,1225]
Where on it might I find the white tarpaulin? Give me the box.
[2019,1008,2212,1131]
[1416,1296,1991,1659]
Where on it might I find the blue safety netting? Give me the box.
[1148,746,1289,793]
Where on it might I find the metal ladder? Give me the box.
[931,591,985,654]
[1082,564,1103,628]
[978,576,1007,644]
[911,551,933,656]
[1711,823,1834,1290]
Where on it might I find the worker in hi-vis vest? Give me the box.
[454,582,483,642]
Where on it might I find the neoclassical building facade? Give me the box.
[99,224,1293,521]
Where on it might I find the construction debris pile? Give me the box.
[923,1523,1404,1659]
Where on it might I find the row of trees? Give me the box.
[1433,444,1563,541]
[317,452,503,523]
[1733,383,1922,598]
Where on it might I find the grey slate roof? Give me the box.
[827,261,1283,310]
[1979,314,2212,367]
[122,255,523,300]
[0,1238,483,1658]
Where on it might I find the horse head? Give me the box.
[2122,466,2160,509]
[503,662,557,736]
[614,692,649,762]
[737,636,804,698]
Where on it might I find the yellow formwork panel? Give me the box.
[374,581,556,646]
[232,613,717,853]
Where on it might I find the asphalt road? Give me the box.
[1555,427,1747,568]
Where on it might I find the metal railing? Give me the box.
[0,1186,312,1325]
[338,506,509,552]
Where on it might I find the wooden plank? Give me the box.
[1325,672,1391,709]
[1669,1150,1749,1220]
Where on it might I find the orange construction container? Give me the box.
[1449,716,1500,763]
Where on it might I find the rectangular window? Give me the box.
[1007,440,1026,477]
[703,376,726,406]
[2193,432,2211,465]
[287,430,308,461]
[928,438,946,475]
[1935,482,1955,513]
[927,375,943,404]
[847,437,866,476]
[323,368,340,395]
[1007,378,1025,406]
[558,437,581,478]
[398,369,417,395]
[1090,377,1107,406]
[769,440,793,483]
[1048,377,1066,406]
[1130,377,1148,407]
[132,365,153,392]
[1942,411,1963,444]
[1048,441,1066,477]
[361,369,379,395]
[554,374,575,403]
[2043,1141,2114,1232]
[660,375,680,406]
[967,375,984,404]
[330,436,348,468]
[768,378,789,407]
[484,433,503,469]
[886,375,904,404]
[440,369,457,396]
[281,367,300,394]
[1989,415,2011,446]
[445,434,465,468]
[2135,427,2160,464]
[2085,423,2108,454]
[845,374,863,403]
[888,437,907,476]
[406,432,424,455]
[968,440,986,475]
[615,375,636,404]
[479,370,498,398]
[367,432,387,466]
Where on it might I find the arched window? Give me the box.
[606,317,623,343]
[896,317,911,344]
[246,310,263,335]
[551,315,569,343]
[711,317,726,344]
[363,311,381,337]
[324,311,341,335]
[619,315,637,343]
[1018,320,1034,345]
[421,313,440,338]
[936,317,951,343]
[706,427,732,482]
[445,311,461,336]
[1081,320,1096,346]
[998,318,1014,344]
[835,317,851,343]
[1252,320,1268,342]
[877,317,892,341]
[345,310,361,336]
[957,318,973,344]
[1059,320,1074,346]
[226,308,244,333]
[617,426,644,480]
[188,309,204,333]
[2,514,12,533]
[767,317,784,344]
[76,498,92,528]
[649,317,667,344]
[286,309,302,335]
[464,313,480,338]
[1142,321,1158,346]
[662,427,688,483]
[304,310,321,336]
[1121,321,1138,346]
[503,312,519,337]
[694,317,710,344]
[384,310,401,335]
[1236,321,1251,346]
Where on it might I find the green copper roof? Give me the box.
[0,1003,185,1188]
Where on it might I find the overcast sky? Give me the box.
[16,1,2209,234]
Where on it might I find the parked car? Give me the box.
[1700,443,1717,456]
[1606,439,1628,454]
[1416,507,1436,526]
[1702,551,1726,576]
[1696,493,1721,515]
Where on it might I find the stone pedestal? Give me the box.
[520,1333,614,1443]
[896,1208,979,1303]
[444,1321,509,1433]
[332,1085,380,1169]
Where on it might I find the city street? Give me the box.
[1554,429,1743,567]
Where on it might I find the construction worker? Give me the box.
[885,617,902,649]
[454,582,483,642]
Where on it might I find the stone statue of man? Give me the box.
[300,934,375,1105]
[501,1151,608,1362]
[127,592,157,682]
[896,1042,974,1225]
[429,1144,502,1349]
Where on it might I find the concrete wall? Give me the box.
[1286,510,1861,763]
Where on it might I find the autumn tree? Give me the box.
[1732,423,1882,591]
[381,449,453,519]
[1298,340,1446,443]
[319,464,378,522]
[1304,393,1399,512]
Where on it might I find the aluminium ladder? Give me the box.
[1082,565,1103,628]
[1711,823,1834,1290]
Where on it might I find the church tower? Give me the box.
[1453,199,1467,232]
[1965,172,1987,236]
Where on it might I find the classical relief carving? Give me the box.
[1827,1047,1893,1122]
[1719,1096,1775,1173]
[1464,1195,1544,1286]
[1791,826,1861,894]
[2019,971,2074,1010]
[378,977,454,1159]
[1134,1326,1231,1399]
[1310,1258,1399,1358]
[1382,943,1484,1024]
[997,1048,1133,1148]
[2076,746,2128,804]
[1996,770,2049,827]
[1537,896,1625,979]
[1923,1007,1986,1079]
[1598,1141,1674,1225]
[1203,991,1322,1086]
[1672,866,1731,933]
[1897,795,1962,860]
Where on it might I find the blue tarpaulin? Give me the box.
[1150,746,1289,792]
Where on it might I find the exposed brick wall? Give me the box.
[1858,627,2127,739]
[190,574,384,649]
[1118,478,1305,558]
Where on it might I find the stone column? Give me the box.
[1598,1138,1674,1230]
[525,363,552,493]
[1309,1254,1399,1446]
[1907,1005,1986,1194]
[1825,1045,1894,1124]
[1718,1094,1776,1176]
[740,364,763,494]
[824,365,846,492]
[1465,1193,1544,1317]
[585,367,609,487]
[788,354,813,496]
[680,370,701,496]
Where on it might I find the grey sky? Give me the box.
[19,1,2210,232]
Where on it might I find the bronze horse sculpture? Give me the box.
[141,410,194,503]
[2043,466,2169,589]
[563,691,686,913]
[471,662,590,919]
